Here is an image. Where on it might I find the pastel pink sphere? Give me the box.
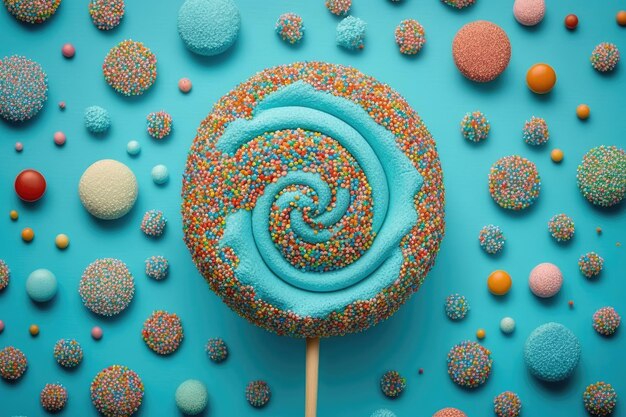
[58,101,66,109]
[61,43,75,58]
[178,78,192,93]
[0,320,4,333]
[513,0,546,26]
[91,326,103,340]
[53,131,66,146]
[15,142,23,152]
[529,262,563,298]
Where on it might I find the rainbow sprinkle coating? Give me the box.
[3,0,60,23]
[579,252,604,278]
[141,209,167,237]
[447,340,492,388]
[593,307,621,336]
[577,146,626,207]
[79,258,135,316]
[445,293,470,320]
[548,213,575,242]
[591,43,620,72]
[325,0,351,15]
[460,111,490,143]
[395,19,426,55]
[145,255,169,280]
[103,40,157,96]
[380,370,406,398]
[141,310,184,355]
[336,16,366,50]
[53,338,83,368]
[478,224,505,254]
[91,365,144,417]
[441,0,476,9]
[246,380,271,408]
[181,62,445,338]
[146,110,173,139]
[0,259,9,290]
[494,391,521,417]
[0,55,48,122]
[89,0,124,30]
[40,383,68,412]
[584,382,617,416]
[0,346,27,380]
[523,116,549,146]
[275,13,304,44]
[206,338,228,362]
[489,155,541,210]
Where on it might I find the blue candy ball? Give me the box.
[177,0,240,56]
[151,164,169,185]
[371,409,397,417]
[524,322,580,382]
[175,379,208,415]
[84,105,111,134]
[26,269,57,302]
[336,16,367,50]
[126,140,141,156]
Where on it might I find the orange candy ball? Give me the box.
[526,63,557,94]
[565,14,578,30]
[476,329,486,339]
[21,227,34,242]
[55,234,70,250]
[9,210,18,220]
[488,270,512,295]
[617,11,626,26]
[576,104,590,120]
[29,324,39,336]
[551,149,564,163]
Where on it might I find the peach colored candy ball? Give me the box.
[551,149,564,163]
[0,320,4,333]
[529,262,563,298]
[179,78,192,93]
[9,210,18,220]
[54,131,66,146]
[61,43,75,58]
[433,408,467,417]
[29,324,39,336]
[576,104,590,120]
[55,234,69,249]
[15,142,23,152]
[617,11,626,26]
[22,227,34,242]
[91,326,103,340]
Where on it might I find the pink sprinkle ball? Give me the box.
[529,262,563,298]
[53,131,66,146]
[513,0,546,26]
[58,101,65,109]
[91,326,103,340]
[15,142,23,152]
[61,43,75,58]
[178,78,192,93]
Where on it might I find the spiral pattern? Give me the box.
[182,62,444,338]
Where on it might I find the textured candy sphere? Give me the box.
[380,370,406,398]
[523,116,549,146]
[79,258,135,316]
[579,252,604,278]
[548,213,575,242]
[175,380,208,415]
[54,338,83,368]
[14,169,46,202]
[526,63,556,94]
[445,294,470,320]
[489,155,541,210]
[0,56,48,122]
[89,0,124,30]
[142,310,184,355]
[478,224,505,254]
[441,0,475,9]
[452,21,511,82]
[460,111,490,142]
[103,40,157,96]
[513,0,545,26]
[181,62,445,338]
[488,270,512,295]
[146,111,172,139]
[371,409,396,417]
[584,382,617,416]
[433,409,467,417]
[494,391,522,417]
[591,43,620,72]
[500,317,516,334]
[79,159,138,220]
[141,209,167,237]
[276,13,304,44]
[151,164,169,185]
[246,380,271,408]
[3,0,60,23]
[177,0,240,56]
[91,365,144,417]
[593,307,621,336]
[0,346,27,380]
[326,0,350,15]
[126,140,141,156]
[577,146,626,207]
[61,43,75,58]
[336,16,367,50]
[524,322,581,382]
[447,341,492,388]
[40,383,68,412]
[0,260,9,290]
[84,105,111,133]
[145,256,169,280]
[206,337,228,362]
[529,263,563,298]
[395,19,426,55]
[26,268,57,302]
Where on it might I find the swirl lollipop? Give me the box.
[182,62,445,416]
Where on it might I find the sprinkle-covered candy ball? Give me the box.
[478,224,505,254]
[142,310,184,355]
[0,260,9,290]
[336,16,366,50]
[523,116,549,146]
[141,209,167,237]
[146,111,172,139]
[445,294,470,320]
[89,0,124,30]
[0,346,27,380]
[452,21,511,82]
[79,258,135,316]
[103,40,157,96]
[275,13,304,44]
[380,370,406,398]
[591,43,620,72]
[53,338,83,368]
[548,213,575,242]
[246,380,271,408]
[494,391,522,417]
[433,409,467,417]
[0,55,48,122]
[3,0,60,23]
[583,382,617,416]
[578,252,604,278]
[90,365,144,416]
[326,0,351,15]
[441,0,475,9]
[593,307,621,336]
[577,146,626,207]
[395,19,426,55]
[40,383,68,412]
[145,255,169,280]
[461,111,490,143]
[447,341,492,388]
[489,155,541,210]
[206,337,228,362]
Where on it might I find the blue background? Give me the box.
[1,0,625,416]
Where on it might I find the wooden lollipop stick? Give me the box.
[305,337,320,417]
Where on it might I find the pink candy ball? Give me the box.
[0,320,4,333]
[15,142,23,152]
[178,78,192,93]
[53,131,66,146]
[91,326,103,340]
[58,101,66,110]
[529,262,563,298]
[513,0,546,26]
[61,43,75,58]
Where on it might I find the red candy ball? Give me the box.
[15,169,46,202]
[565,14,578,30]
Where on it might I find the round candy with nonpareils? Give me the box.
[0,55,48,122]
[452,21,511,82]
[524,322,581,382]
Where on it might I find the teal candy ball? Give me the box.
[371,409,397,417]
[84,105,111,134]
[177,0,240,56]
[175,380,208,415]
[26,268,57,302]
[336,16,367,50]
[524,322,581,382]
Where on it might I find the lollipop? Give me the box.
[182,62,445,416]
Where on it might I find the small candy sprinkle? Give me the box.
[489,155,541,210]
[325,0,351,15]
[3,0,60,23]
[500,317,515,334]
[494,391,522,417]
[445,294,470,320]
[151,164,169,185]
[460,111,490,142]
[58,101,65,109]
[593,307,621,336]
[569,300,574,308]
[0,346,27,380]
[126,140,141,156]
[551,148,564,163]
[275,13,304,44]
[0,321,3,333]
[146,110,173,139]
[447,340,492,388]
[380,370,406,398]
[53,131,66,146]
[336,16,366,50]
[30,323,40,336]
[578,252,604,278]
[395,19,426,55]
[91,326,103,340]
[418,368,423,375]
[142,311,184,355]
[15,142,23,152]
[583,382,617,416]
[141,210,167,237]
[591,43,620,72]
[40,383,68,412]
[0,260,10,290]
[548,213,575,242]
[577,104,590,120]
[523,116,549,146]
[478,224,505,254]
[84,105,111,134]
[91,365,144,416]
[9,210,18,220]
[476,328,486,339]
[54,339,83,368]
[22,227,35,242]
[0,55,48,122]
[89,0,125,30]
[79,258,135,316]
[103,39,157,96]
[206,337,228,362]
[441,0,475,9]
[577,145,626,207]
[145,255,169,280]
[61,43,75,58]
[178,78,192,93]
[246,380,271,407]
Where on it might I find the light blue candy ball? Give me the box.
[151,164,169,185]
[126,140,141,156]
[177,0,241,56]
[84,105,111,134]
[500,317,516,334]
[26,268,57,302]
[336,16,367,50]
[371,409,396,417]
[175,379,208,415]
[524,322,581,382]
